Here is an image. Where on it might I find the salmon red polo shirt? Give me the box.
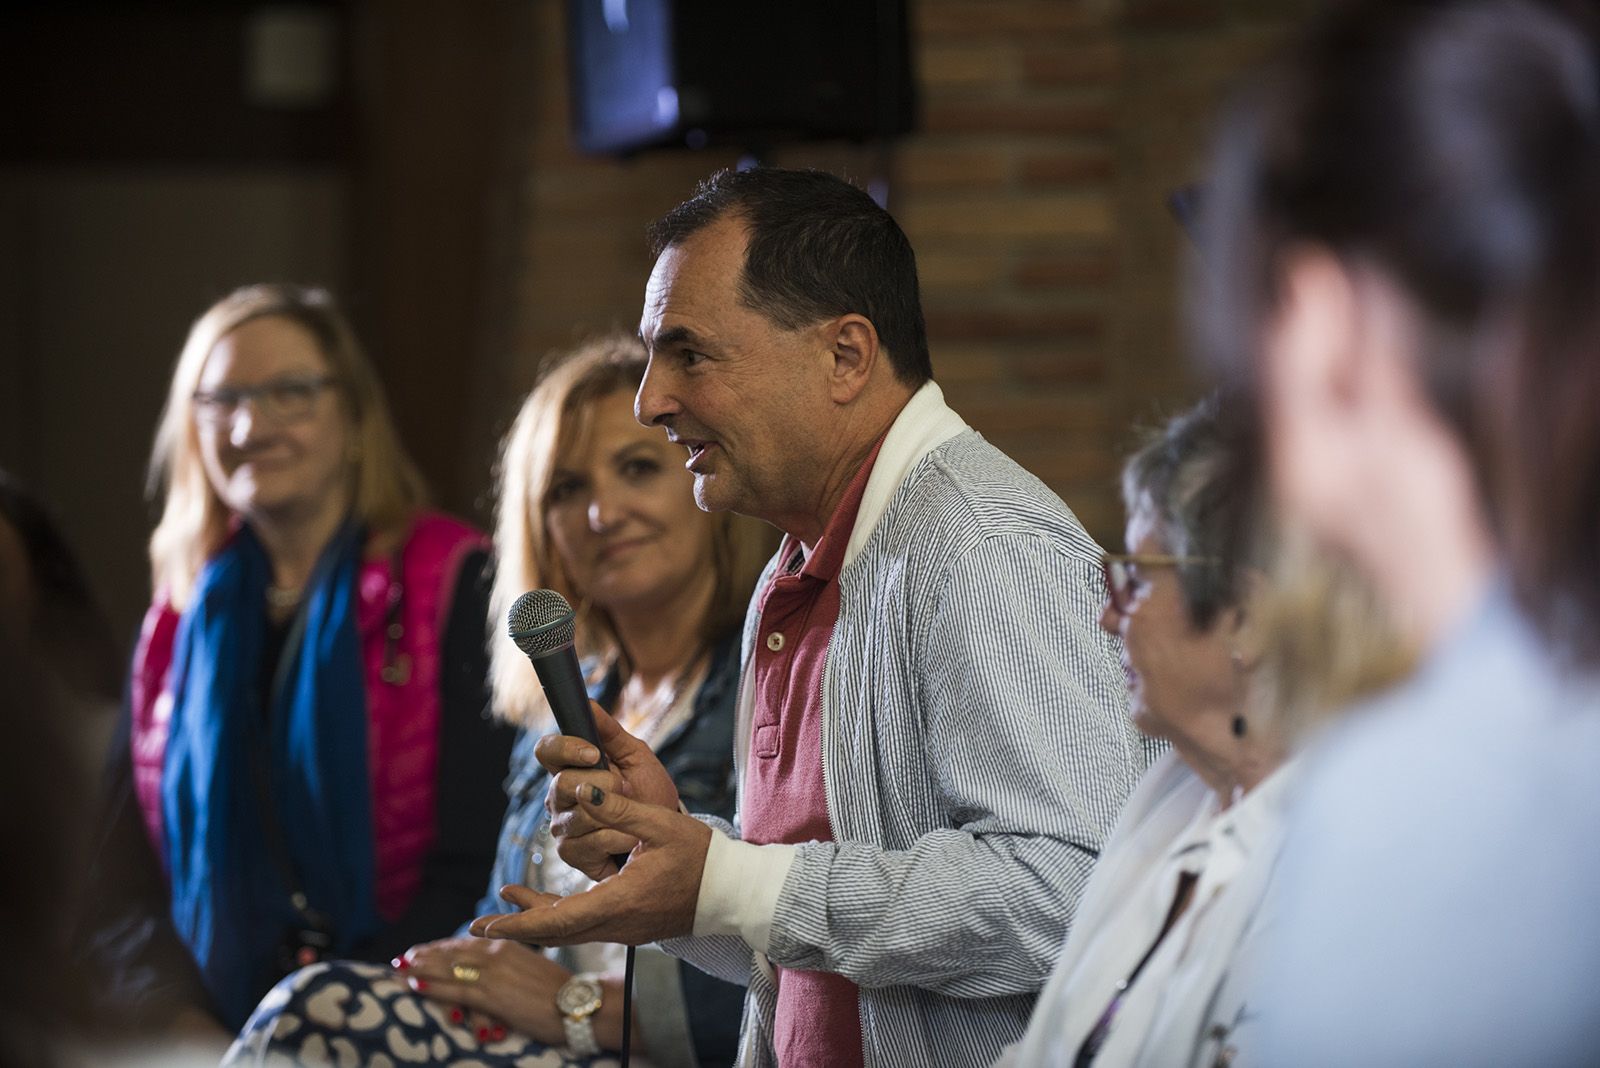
[739,437,884,1068]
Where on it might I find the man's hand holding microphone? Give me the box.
[470,592,713,948]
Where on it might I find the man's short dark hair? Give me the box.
[648,168,933,386]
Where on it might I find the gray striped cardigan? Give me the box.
[661,382,1150,1067]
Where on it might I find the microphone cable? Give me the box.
[620,945,635,1066]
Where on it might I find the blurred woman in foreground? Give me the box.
[1199,0,1600,1061]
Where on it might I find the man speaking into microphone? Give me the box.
[473,168,1146,1067]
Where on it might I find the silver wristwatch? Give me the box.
[556,972,604,1055]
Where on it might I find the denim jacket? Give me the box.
[472,630,745,1067]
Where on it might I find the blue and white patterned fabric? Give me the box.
[662,382,1152,1067]
[225,960,616,1067]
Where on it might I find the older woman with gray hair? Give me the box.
[1001,393,1408,1067]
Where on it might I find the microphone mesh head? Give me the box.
[508,589,576,655]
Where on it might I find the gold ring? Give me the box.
[451,963,481,982]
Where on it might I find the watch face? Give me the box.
[557,976,604,1017]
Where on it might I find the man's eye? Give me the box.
[680,349,707,367]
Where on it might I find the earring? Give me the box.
[1229,648,1247,736]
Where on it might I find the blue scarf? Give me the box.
[162,521,379,1028]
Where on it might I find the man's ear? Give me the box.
[823,314,880,404]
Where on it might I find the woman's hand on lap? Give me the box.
[396,936,570,1046]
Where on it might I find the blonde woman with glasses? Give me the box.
[90,284,514,1038]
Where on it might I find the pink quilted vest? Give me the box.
[129,511,486,922]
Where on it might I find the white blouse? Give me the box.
[1003,751,1297,1068]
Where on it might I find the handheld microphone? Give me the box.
[507,589,608,768]
[507,588,637,1068]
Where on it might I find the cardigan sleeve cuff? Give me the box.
[692,829,797,955]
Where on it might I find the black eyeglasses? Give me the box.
[192,374,337,426]
[1100,551,1219,614]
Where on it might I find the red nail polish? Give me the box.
[450,1007,464,1023]
[391,957,408,970]
[477,1026,490,1042]
[491,1026,507,1041]
[413,979,427,991]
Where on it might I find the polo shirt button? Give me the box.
[766,632,785,652]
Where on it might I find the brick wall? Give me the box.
[472,0,1312,546]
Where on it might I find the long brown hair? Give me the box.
[1198,0,1600,663]
[489,334,775,726]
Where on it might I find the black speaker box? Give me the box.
[567,0,915,156]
